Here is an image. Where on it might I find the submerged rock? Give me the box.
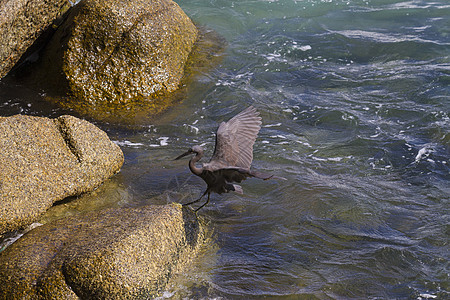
[42,0,198,111]
[0,115,124,237]
[0,204,202,299]
[0,0,71,78]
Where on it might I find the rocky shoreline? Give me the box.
[0,114,124,238]
[0,204,203,299]
[0,0,206,297]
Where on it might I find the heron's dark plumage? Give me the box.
[208,106,262,170]
[175,106,282,211]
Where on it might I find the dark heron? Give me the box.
[175,106,284,211]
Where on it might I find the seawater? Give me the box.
[0,0,448,298]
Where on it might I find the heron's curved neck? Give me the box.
[189,153,203,176]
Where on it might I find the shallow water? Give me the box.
[1,0,449,298]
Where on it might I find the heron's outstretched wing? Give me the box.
[208,106,262,170]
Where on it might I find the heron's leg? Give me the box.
[195,192,210,212]
[183,190,208,206]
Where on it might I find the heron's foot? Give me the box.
[192,192,211,212]
[182,198,201,207]
[194,200,209,212]
[183,190,209,209]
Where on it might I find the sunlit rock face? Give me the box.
[0,204,203,299]
[48,0,198,112]
[0,114,124,237]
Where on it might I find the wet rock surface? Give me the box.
[0,114,124,237]
[1,0,224,125]
[42,0,198,113]
[0,0,70,78]
[0,204,202,299]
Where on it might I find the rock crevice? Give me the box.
[55,116,83,164]
[0,114,124,237]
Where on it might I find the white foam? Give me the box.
[328,157,343,162]
[158,137,169,146]
[311,156,351,162]
[415,147,433,163]
[293,44,312,51]
[263,52,287,63]
[270,135,287,139]
[215,80,232,86]
[183,124,199,134]
[311,156,327,161]
[114,140,145,147]
[263,123,282,128]
[418,293,437,299]
[0,222,42,251]
[296,140,312,147]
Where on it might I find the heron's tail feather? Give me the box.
[232,184,243,194]
[250,170,287,181]
[269,175,287,181]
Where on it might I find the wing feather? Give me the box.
[208,106,262,170]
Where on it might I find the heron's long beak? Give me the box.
[174,150,191,160]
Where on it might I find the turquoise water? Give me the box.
[1,0,449,298]
[161,1,449,297]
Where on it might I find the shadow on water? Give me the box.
[181,206,201,249]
